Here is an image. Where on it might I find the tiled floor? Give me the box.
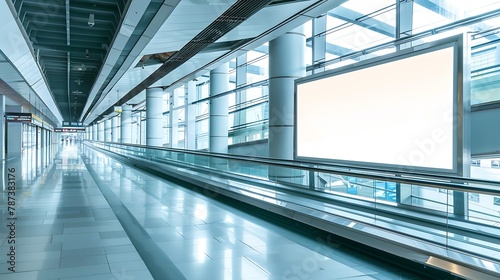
[1,142,425,279]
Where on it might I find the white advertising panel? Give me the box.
[296,44,458,172]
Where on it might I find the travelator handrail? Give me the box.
[86,140,500,195]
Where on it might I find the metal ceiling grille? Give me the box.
[11,0,127,122]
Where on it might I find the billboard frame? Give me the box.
[294,34,469,176]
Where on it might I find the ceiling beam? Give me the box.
[24,19,115,35]
[21,0,122,16]
[32,29,112,39]
[328,6,395,37]
[34,43,107,55]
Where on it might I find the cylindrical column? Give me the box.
[104,119,112,142]
[268,26,306,183]
[169,89,179,148]
[98,122,104,141]
[146,87,164,147]
[131,114,139,144]
[112,116,119,142]
[121,104,132,143]
[268,26,306,160]
[186,81,196,150]
[209,63,229,153]
[95,123,99,141]
[92,124,97,141]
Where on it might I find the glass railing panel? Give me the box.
[316,172,346,192]
[468,192,500,227]
[400,185,453,213]
[227,158,268,179]
[193,154,210,168]
[373,180,397,203]
[315,173,397,202]
[351,177,376,200]
[268,166,308,187]
[208,156,229,173]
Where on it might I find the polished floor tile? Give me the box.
[0,144,153,279]
[0,143,427,279]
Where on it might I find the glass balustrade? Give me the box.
[87,140,500,274]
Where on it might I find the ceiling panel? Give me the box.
[8,82,31,97]
[0,63,24,83]
[10,0,128,122]
[141,1,236,55]
[215,1,314,42]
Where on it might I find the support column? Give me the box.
[209,63,229,153]
[40,128,45,149]
[0,95,5,160]
[185,81,197,150]
[104,119,112,142]
[27,124,33,149]
[268,26,306,182]
[131,114,139,144]
[169,90,179,148]
[6,105,23,157]
[146,87,164,147]
[268,25,306,160]
[112,116,119,142]
[121,104,132,144]
[98,121,104,141]
[92,124,97,141]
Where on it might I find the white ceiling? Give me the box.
[0,0,348,127]
[84,0,348,125]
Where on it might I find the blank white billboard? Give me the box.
[296,45,456,171]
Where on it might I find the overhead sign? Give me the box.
[5,112,32,122]
[62,121,83,127]
[54,127,86,132]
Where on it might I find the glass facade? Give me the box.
[120,0,500,153]
[100,0,500,232]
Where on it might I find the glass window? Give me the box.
[174,86,185,107]
[198,82,209,99]
[246,52,268,84]
[326,23,393,52]
[163,112,169,146]
[412,2,453,34]
[341,0,395,16]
